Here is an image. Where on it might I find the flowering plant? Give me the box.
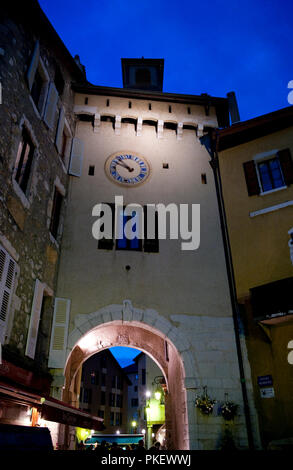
[220,401,238,421]
[195,387,216,415]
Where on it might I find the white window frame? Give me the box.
[12,116,39,207]
[29,57,50,120]
[253,150,287,196]
[25,280,53,359]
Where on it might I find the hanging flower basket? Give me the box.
[195,387,216,415]
[220,401,238,421]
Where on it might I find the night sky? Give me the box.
[39,0,293,122]
[38,0,292,367]
[110,347,141,368]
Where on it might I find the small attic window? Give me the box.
[106,99,110,107]
[135,68,151,86]
[201,173,207,184]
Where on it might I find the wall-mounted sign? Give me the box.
[260,387,275,398]
[257,375,273,387]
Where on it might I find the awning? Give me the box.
[41,397,105,431]
[0,381,104,431]
[0,381,42,407]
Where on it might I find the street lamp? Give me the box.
[154,390,161,401]
[131,420,137,434]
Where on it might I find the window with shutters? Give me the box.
[50,188,63,240]
[98,204,159,252]
[257,158,285,192]
[27,41,49,117]
[0,245,17,344]
[55,112,72,169]
[31,62,49,116]
[13,128,35,195]
[243,148,293,196]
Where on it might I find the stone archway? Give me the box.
[61,301,198,450]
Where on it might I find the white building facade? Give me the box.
[48,59,261,450]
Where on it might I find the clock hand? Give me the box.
[116,160,134,172]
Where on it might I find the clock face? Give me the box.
[105,152,150,186]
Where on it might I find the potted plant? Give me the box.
[220,394,238,421]
[195,386,216,415]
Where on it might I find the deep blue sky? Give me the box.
[110,347,141,368]
[39,0,292,121]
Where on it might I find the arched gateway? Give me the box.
[60,301,197,450]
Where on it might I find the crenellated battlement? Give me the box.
[74,99,218,139]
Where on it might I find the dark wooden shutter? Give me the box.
[144,206,159,253]
[278,148,293,185]
[243,160,260,196]
[98,203,114,250]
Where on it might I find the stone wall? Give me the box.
[0,12,75,371]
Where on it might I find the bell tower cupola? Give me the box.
[121,58,164,92]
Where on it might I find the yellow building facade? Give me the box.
[217,106,293,447]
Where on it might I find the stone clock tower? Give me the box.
[49,58,261,450]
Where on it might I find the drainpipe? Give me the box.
[200,130,255,450]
